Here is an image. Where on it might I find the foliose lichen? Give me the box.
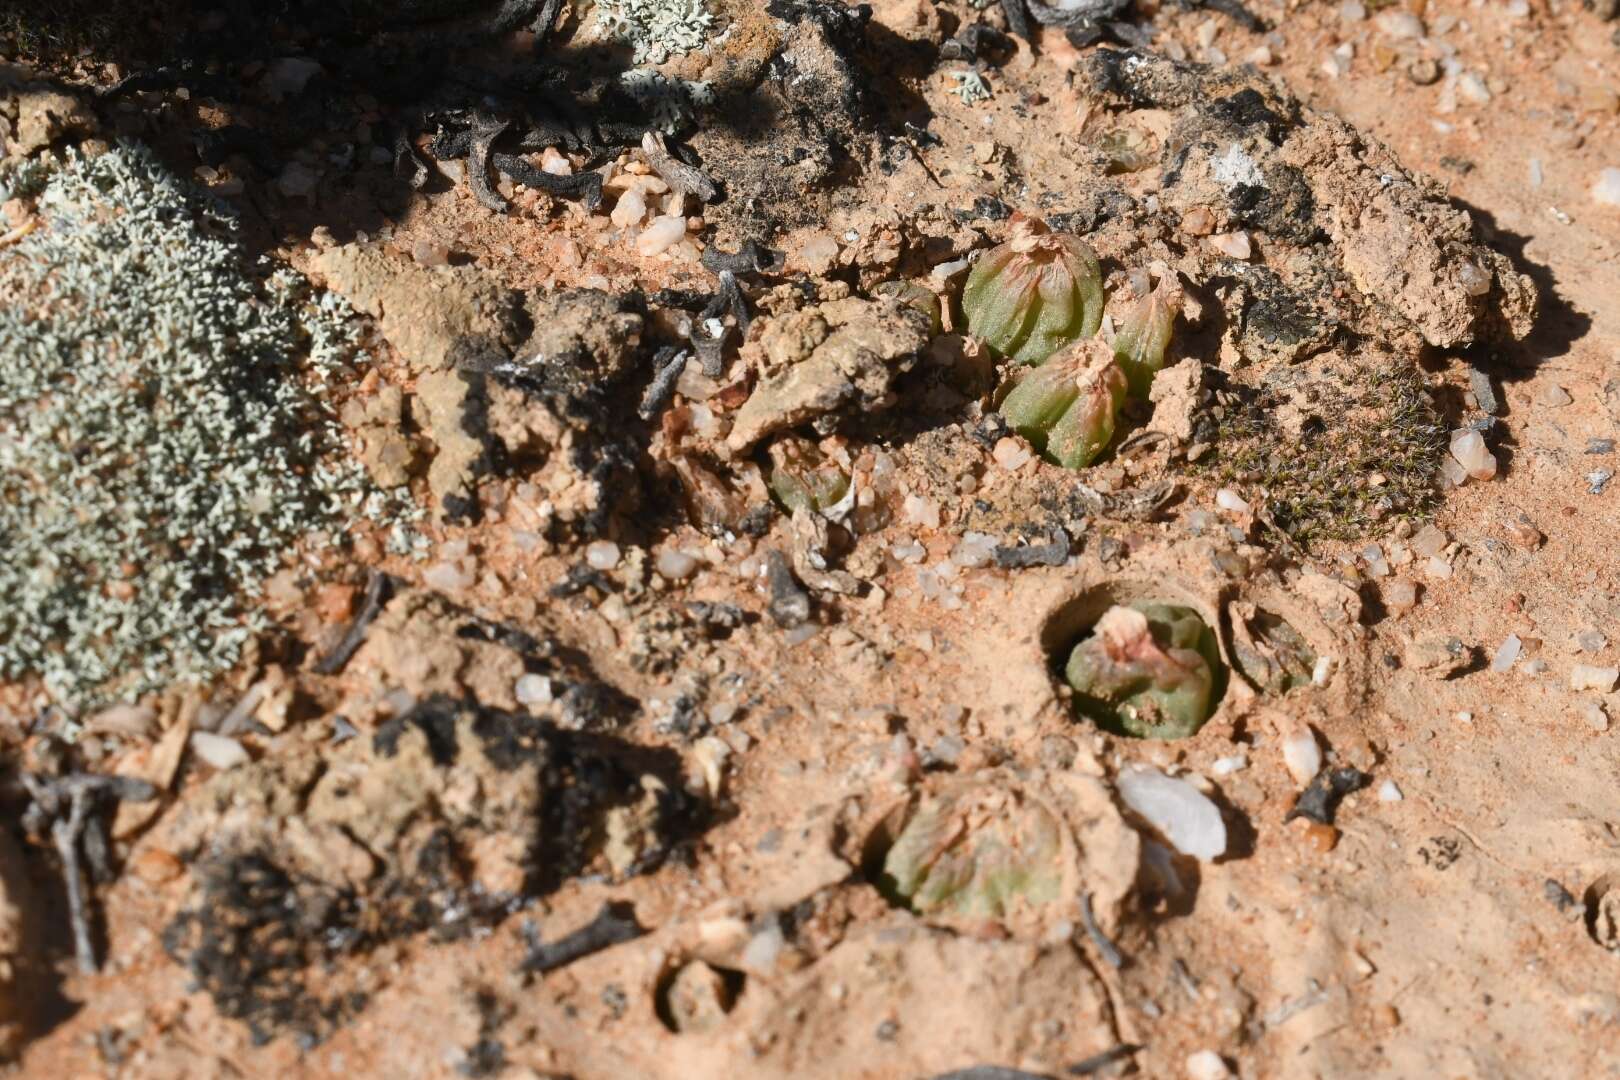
[0,143,405,705]
[594,0,715,65]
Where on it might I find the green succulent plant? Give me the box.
[1113,279,1180,399]
[1065,603,1223,739]
[880,783,1065,921]
[961,215,1104,368]
[766,438,850,515]
[998,339,1127,469]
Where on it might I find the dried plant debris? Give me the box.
[162,695,704,1045]
[1285,766,1370,826]
[0,144,398,705]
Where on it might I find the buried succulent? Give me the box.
[998,339,1127,469]
[960,214,1104,367]
[1065,604,1223,739]
[767,437,850,515]
[880,781,1065,921]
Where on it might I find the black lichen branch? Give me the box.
[638,345,690,420]
[425,110,606,213]
[21,771,158,973]
[313,569,395,675]
[519,901,644,974]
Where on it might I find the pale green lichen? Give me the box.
[0,143,406,705]
[594,0,714,65]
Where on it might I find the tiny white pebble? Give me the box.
[515,674,553,706]
[1592,167,1620,208]
[655,547,701,581]
[190,731,249,771]
[1211,754,1248,776]
[1378,779,1404,802]
[1281,727,1323,787]
[1215,488,1251,515]
[585,540,622,570]
[1570,664,1620,693]
[1185,1049,1233,1080]
[635,215,688,257]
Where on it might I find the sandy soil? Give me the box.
[3,0,1620,1077]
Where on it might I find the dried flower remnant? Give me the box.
[961,215,1104,367]
[880,781,1064,922]
[1113,278,1181,399]
[767,438,850,516]
[1065,604,1222,739]
[998,339,1126,469]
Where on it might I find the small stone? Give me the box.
[423,560,475,592]
[585,540,622,570]
[1338,0,1367,21]
[189,732,249,771]
[1491,634,1522,673]
[1383,580,1419,614]
[1425,556,1453,580]
[1207,231,1252,260]
[992,437,1032,471]
[1580,701,1610,732]
[1578,630,1609,653]
[797,232,840,274]
[1378,779,1404,802]
[1411,524,1448,558]
[1376,9,1425,37]
[1503,516,1544,549]
[1408,59,1441,86]
[1570,664,1620,692]
[1116,766,1227,860]
[515,674,553,706]
[636,215,688,257]
[411,239,450,268]
[611,187,648,228]
[950,532,997,569]
[1449,428,1497,481]
[1215,488,1251,516]
[1211,754,1248,776]
[903,494,941,529]
[1304,821,1340,853]
[1537,385,1573,407]
[1180,207,1217,236]
[1282,727,1323,787]
[540,147,572,176]
[655,548,701,581]
[1186,1050,1233,1080]
[1593,168,1620,208]
[1457,72,1492,105]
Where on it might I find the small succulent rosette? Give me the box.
[1112,278,1181,400]
[1065,604,1222,739]
[766,437,850,515]
[961,215,1104,367]
[998,338,1127,469]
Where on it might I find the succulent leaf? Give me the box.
[1113,278,1181,399]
